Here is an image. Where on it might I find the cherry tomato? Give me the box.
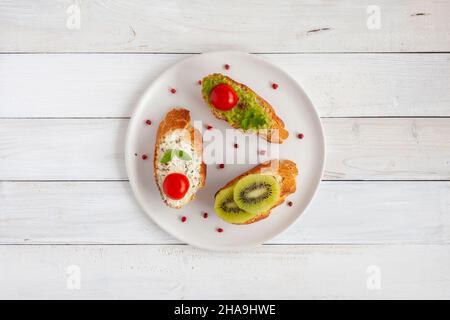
[163,173,190,200]
[210,84,238,111]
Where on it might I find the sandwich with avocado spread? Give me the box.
[201,73,289,143]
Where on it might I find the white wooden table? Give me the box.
[1,1,449,299]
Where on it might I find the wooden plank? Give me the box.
[0,244,448,299]
[0,119,126,180]
[323,118,450,180]
[0,181,448,245]
[1,54,450,117]
[1,118,449,180]
[1,1,449,53]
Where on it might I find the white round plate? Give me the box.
[125,51,325,251]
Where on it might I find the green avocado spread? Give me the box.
[202,74,271,130]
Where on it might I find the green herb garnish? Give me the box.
[160,149,174,164]
[160,149,192,164]
[240,109,267,130]
[175,149,192,160]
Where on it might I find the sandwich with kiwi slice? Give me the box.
[214,160,298,224]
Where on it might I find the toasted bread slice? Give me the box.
[154,108,206,208]
[215,160,298,224]
[201,73,289,143]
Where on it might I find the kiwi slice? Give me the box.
[214,186,257,224]
[233,174,280,214]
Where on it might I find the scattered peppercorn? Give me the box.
[181,216,187,222]
[206,125,213,130]
[142,154,148,160]
[217,227,224,233]
[272,83,279,89]
[145,119,152,125]
[218,164,225,169]
[203,212,208,219]
[170,88,176,94]
[234,143,239,148]
[224,64,230,70]
[287,201,293,207]
[297,133,304,139]
[198,80,202,85]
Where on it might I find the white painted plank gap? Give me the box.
[1,1,449,53]
[0,181,448,245]
[1,118,449,180]
[1,54,450,117]
[0,245,449,299]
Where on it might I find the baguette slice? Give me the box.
[215,159,298,224]
[201,73,289,143]
[154,108,206,209]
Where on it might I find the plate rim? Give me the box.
[125,51,326,251]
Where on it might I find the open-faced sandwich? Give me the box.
[154,108,206,208]
[214,159,298,224]
[201,73,289,143]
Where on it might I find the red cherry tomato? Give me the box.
[163,173,190,200]
[210,84,238,111]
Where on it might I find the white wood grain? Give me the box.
[1,118,449,180]
[0,244,448,299]
[0,181,448,245]
[1,1,449,53]
[324,118,450,180]
[1,54,450,117]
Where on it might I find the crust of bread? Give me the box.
[216,159,298,224]
[202,74,289,143]
[154,108,206,209]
